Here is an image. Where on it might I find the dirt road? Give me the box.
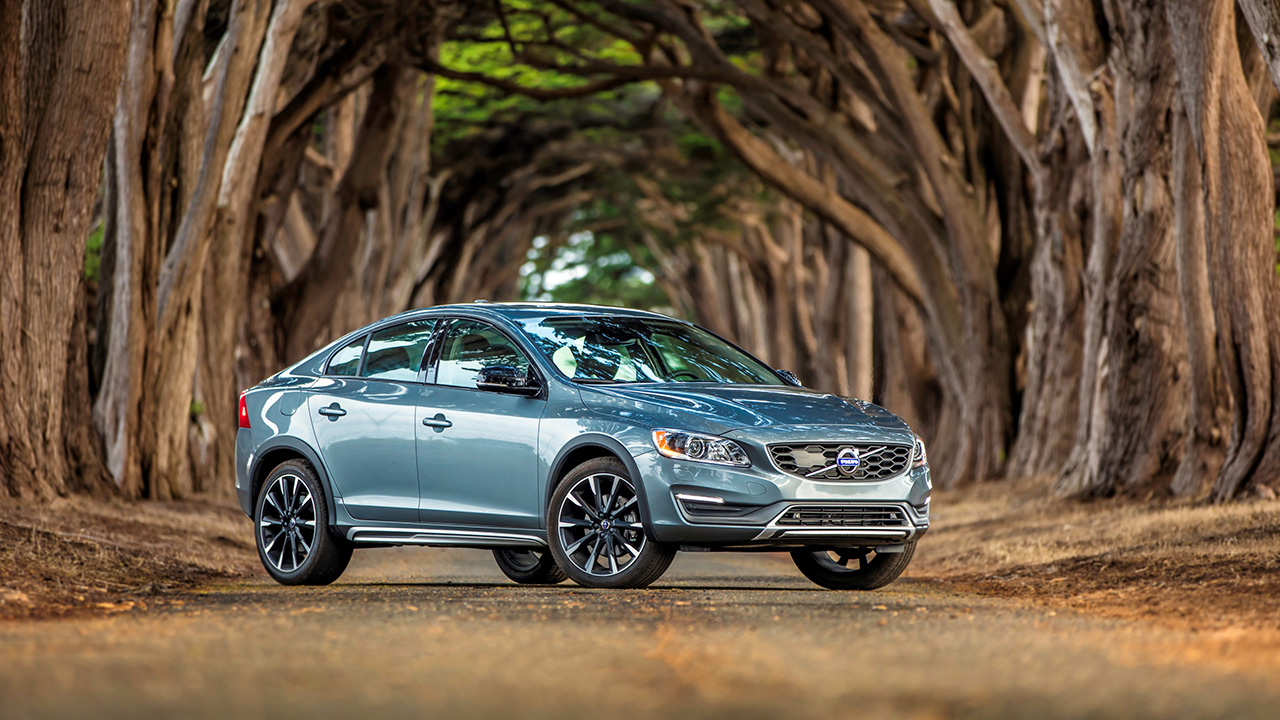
[2,547,1276,719]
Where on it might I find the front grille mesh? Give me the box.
[769,443,911,480]
[776,505,908,527]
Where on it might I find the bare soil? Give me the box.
[0,495,256,620]
[912,477,1280,671]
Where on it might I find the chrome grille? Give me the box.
[769,443,911,480]
[775,505,908,527]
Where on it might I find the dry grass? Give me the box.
[911,477,1280,668]
[0,495,258,620]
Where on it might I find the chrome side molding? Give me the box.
[345,526,547,548]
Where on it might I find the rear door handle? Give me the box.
[422,414,452,429]
[318,403,346,419]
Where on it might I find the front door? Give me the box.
[308,319,438,523]
[417,319,545,528]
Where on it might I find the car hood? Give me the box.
[578,384,913,444]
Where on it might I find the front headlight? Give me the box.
[652,429,750,467]
[912,434,928,468]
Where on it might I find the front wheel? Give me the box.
[547,457,675,589]
[791,543,915,590]
[492,549,567,585]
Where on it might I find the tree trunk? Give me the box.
[1169,0,1280,500]
[1170,100,1228,497]
[1055,2,1190,498]
[0,0,130,499]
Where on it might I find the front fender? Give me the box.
[544,432,658,541]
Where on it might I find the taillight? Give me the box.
[238,392,251,429]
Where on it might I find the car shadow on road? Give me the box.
[330,579,840,592]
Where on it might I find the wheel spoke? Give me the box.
[858,552,868,570]
[566,492,599,520]
[611,522,643,531]
[588,475,603,514]
[273,537,288,569]
[586,536,604,574]
[613,496,637,514]
[297,481,310,515]
[605,535,618,574]
[265,492,285,516]
[616,533,641,558]
[558,518,593,528]
[601,475,618,515]
[564,530,597,554]
[263,528,285,552]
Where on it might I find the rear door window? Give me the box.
[361,319,438,382]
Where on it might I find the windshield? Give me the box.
[519,316,785,385]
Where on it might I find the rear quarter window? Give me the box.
[326,335,366,376]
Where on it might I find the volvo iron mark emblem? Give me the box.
[835,447,861,476]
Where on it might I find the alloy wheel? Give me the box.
[556,473,646,577]
[258,474,317,573]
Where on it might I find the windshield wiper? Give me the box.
[573,378,622,384]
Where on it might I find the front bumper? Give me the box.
[633,450,931,548]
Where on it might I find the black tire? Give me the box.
[547,457,675,589]
[791,543,916,590]
[255,459,353,586]
[492,549,568,584]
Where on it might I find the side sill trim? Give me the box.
[346,526,547,548]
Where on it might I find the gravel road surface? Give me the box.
[2,548,1275,719]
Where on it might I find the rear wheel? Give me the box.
[492,549,567,584]
[255,460,352,586]
[547,457,675,589]
[791,543,915,590]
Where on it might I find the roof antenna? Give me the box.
[473,298,488,303]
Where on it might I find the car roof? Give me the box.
[396,301,678,323]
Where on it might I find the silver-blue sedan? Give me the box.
[236,303,931,589]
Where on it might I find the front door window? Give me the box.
[436,320,531,389]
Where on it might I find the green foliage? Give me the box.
[441,1,772,312]
[434,1,653,152]
[520,229,670,312]
[84,220,104,282]
[189,400,206,418]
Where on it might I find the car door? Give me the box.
[416,318,546,529]
[308,318,438,523]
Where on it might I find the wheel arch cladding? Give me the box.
[546,435,655,538]
[250,439,339,525]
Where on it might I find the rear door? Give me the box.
[416,318,546,528]
[308,318,438,523]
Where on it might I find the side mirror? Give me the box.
[476,365,539,396]
[776,369,803,387]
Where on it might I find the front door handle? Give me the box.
[422,413,452,429]
[318,403,346,420]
